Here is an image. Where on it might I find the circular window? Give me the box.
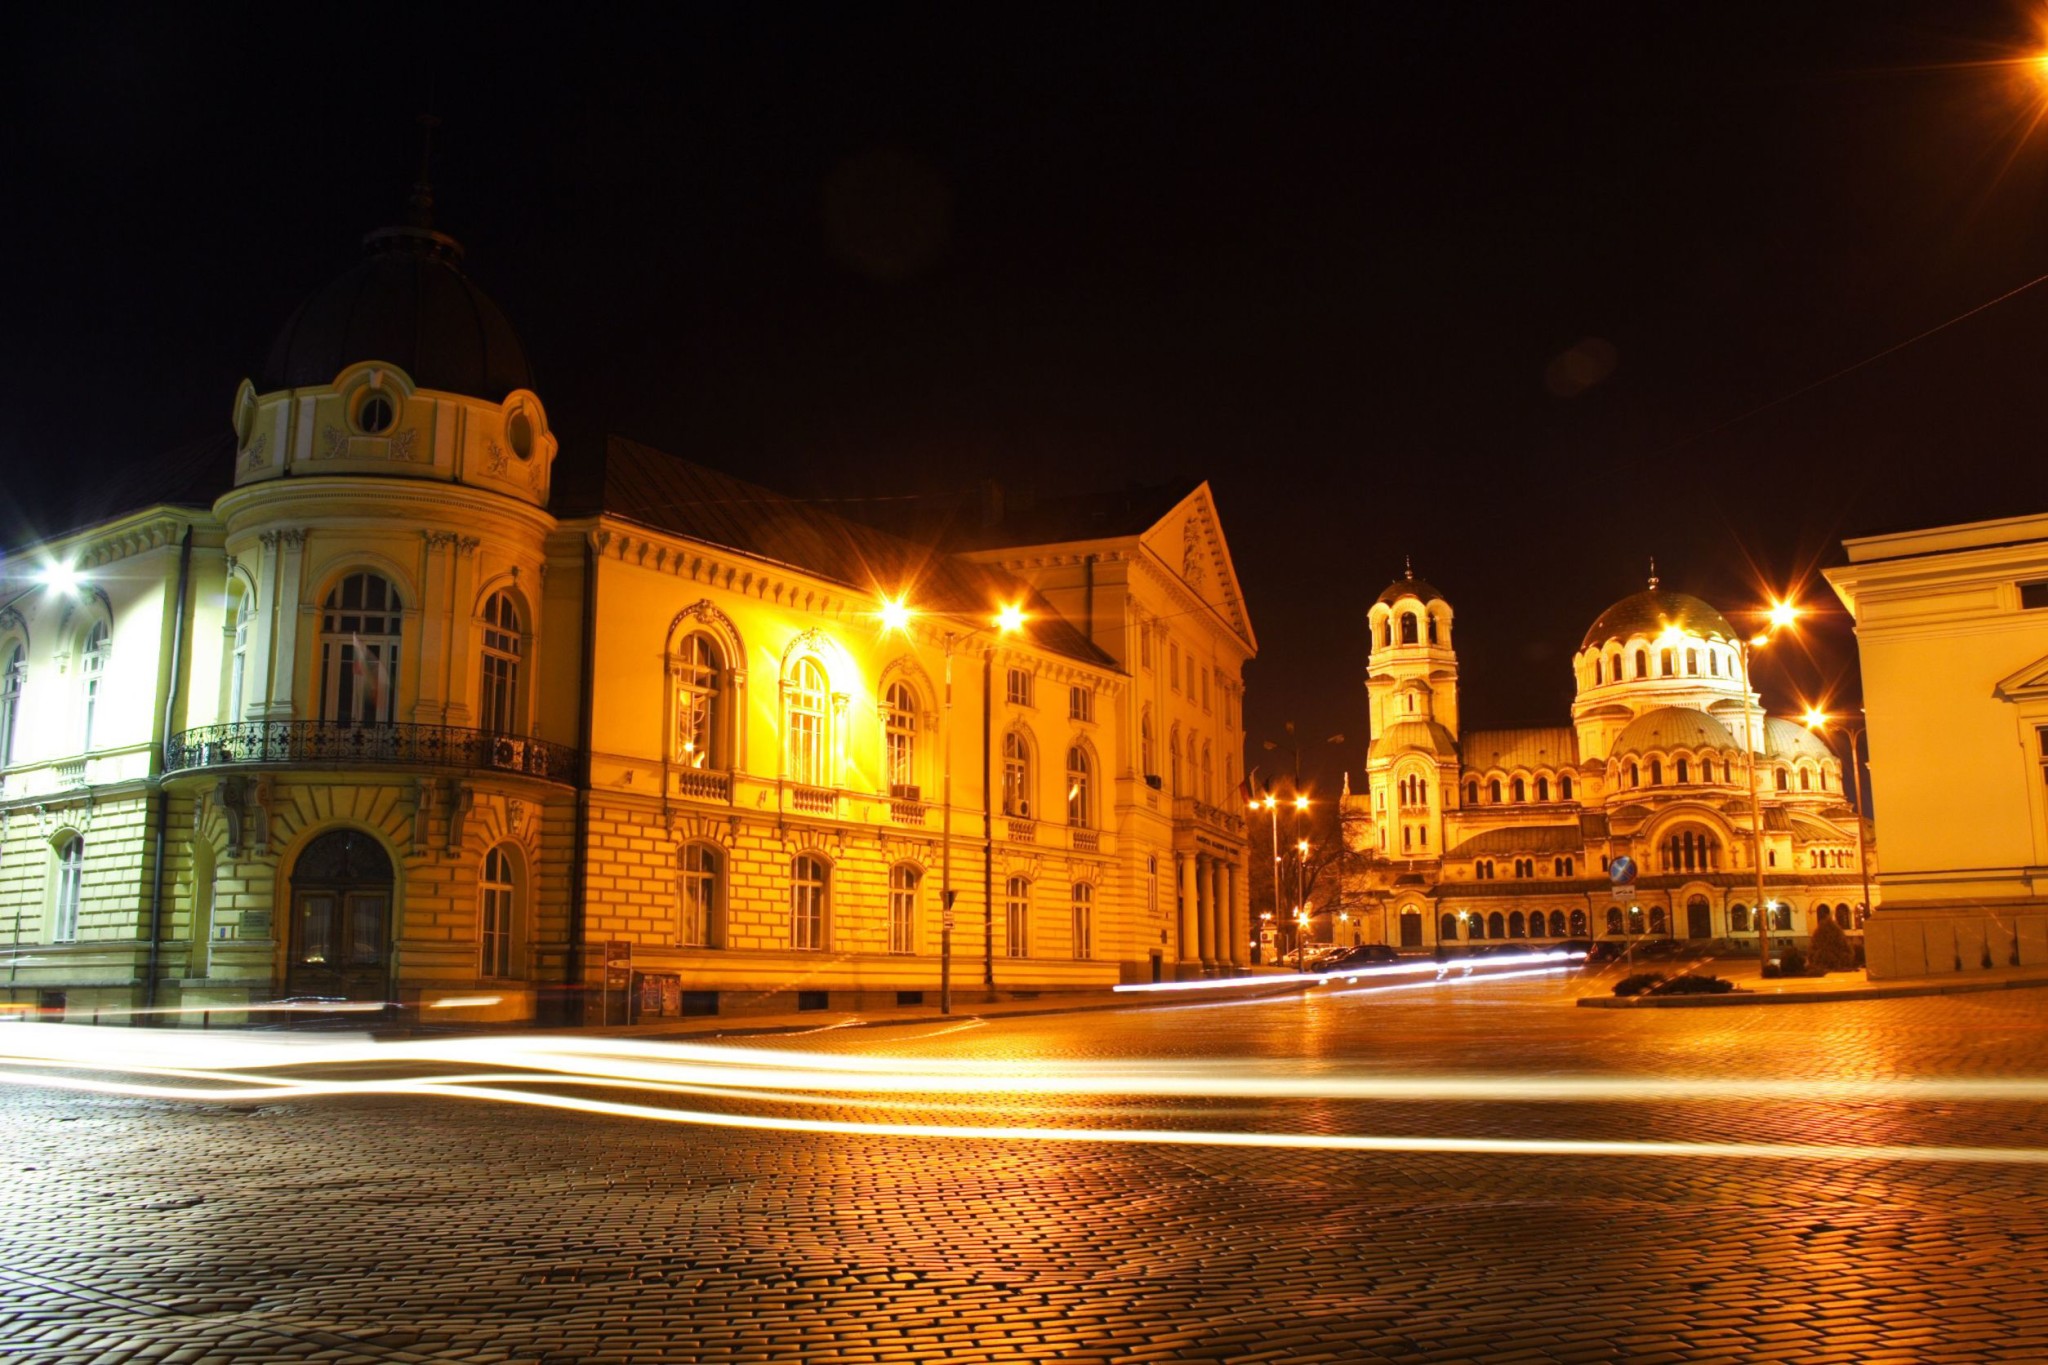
[357,393,395,435]
[507,411,534,461]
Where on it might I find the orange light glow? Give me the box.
[877,595,913,633]
[1766,599,1799,632]
[994,603,1026,634]
[1803,708,1830,730]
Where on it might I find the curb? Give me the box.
[1577,974,2048,1008]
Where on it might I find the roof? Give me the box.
[262,227,532,402]
[1377,572,1447,607]
[558,437,1118,670]
[1445,825,1585,858]
[1765,717,1836,763]
[1581,588,1735,650]
[2,431,233,553]
[1612,706,1739,756]
[845,479,1200,552]
[1460,726,1578,771]
[1369,720,1460,760]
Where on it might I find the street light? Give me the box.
[1804,708,1875,937]
[1730,598,1800,973]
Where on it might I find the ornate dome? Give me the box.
[1764,717,1836,763]
[1581,588,1735,650]
[1377,564,1446,607]
[1611,706,1739,756]
[1368,720,1459,761]
[262,225,532,402]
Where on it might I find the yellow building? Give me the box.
[1826,512,2048,978]
[0,203,1255,1024]
[1336,569,1873,950]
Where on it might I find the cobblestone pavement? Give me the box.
[6,976,2048,1363]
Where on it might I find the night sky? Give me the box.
[9,2,2048,796]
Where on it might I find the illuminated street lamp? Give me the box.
[1733,598,1800,972]
[1804,708,1875,937]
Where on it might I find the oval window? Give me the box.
[508,411,534,460]
[357,393,395,435]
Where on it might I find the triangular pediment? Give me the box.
[1138,482,1256,651]
[1994,650,2048,701]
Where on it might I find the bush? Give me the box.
[1652,974,1735,995]
[1771,947,1809,978]
[1613,972,1667,997]
[1807,916,1856,973]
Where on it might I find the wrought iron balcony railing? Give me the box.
[165,721,584,784]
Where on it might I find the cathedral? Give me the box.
[1336,569,1874,951]
[0,187,1255,1024]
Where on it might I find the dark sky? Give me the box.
[8,2,2048,796]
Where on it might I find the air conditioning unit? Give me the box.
[891,784,921,801]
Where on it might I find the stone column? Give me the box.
[1209,859,1229,972]
[1195,853,1214,967]
[1227,860,1246,968]
[1177,853,1198,968]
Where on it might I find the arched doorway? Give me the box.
[287,828,394,1000]
[1686,895,1712,939]
[1399,907,1423,948]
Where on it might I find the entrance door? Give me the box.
[287,829,394,1000]
[1687,897,1712,940]
[1399,909,1423,947]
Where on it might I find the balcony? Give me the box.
[788,785,837,815]
[1175,796,1246,838]
[671,767,732,802]
[1070,827,1100,852]
[165,721,584,784]
[889,799,928,826]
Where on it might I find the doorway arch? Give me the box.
[287,828,395,1000]
[1686,895,1712,940]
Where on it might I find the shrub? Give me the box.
[1807,916,1855,973]
[1776,947,1809,977]
[1613,972,1667,997]
[1652,974,1735,995]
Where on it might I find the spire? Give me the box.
[362,113,463,264]
[1404,554,1414,580]
[407,113,439,230]
[1647,557,1660,591]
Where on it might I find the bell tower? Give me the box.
[1366,562,1458,741]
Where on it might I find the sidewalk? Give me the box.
[1578,954,2048,1008]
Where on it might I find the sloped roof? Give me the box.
[848,479,1200,551]
[1461,726,1579,771]
[1445,825,1585,858]
[1370,719,1459,760]
[1612,706,1739,756]
[1764,717,1835,763]
[556,437,1117,669]
[2,430,233,553]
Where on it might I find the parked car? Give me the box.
[1316,943,1400,972]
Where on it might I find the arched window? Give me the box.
[1440,912,1459,941]
[1537,775,1550,801]
[1676,758,1689,783]
[1401,612,1419,644]
[1380,620,1392,648]
[1469,913,1486,941]
[790,854,828,949]
[320,573,401,725]
[1567,909,1585,936]
[1511,777,1526,803]
[883,682,918,794]
[786,658,829,787]
[1729,902,1749,931]
[1628,762,1640,788]
[1200,742,1213,803]
[1799,768,1811,791]
[1606,907,1624,935]
[0,642,22,769]
[479,843,517,977]
[1685,649,1697,675]
[227,593,251,722]
[1003,731,1033,817]
[1140,708,1157,780]
[51,834,83,943]
[1465,780,1479,805]
[79,620,110,751]
[1560,775,1574,801]
[479,591,522,735]
[672,633,724,769]
[1426,614,1440,645]
[1488,778,1502,803]
[1701,758,1715,784]
[1594,658,1604,685]
[1168,724,1182,795]
[889,863,920,954]
[1710,651,1721,677]
[679,843,721,947]
[1649,905,1668,934]
[1609,651,1622,681]
[1776,767,1790,791]
[1509,911,1526,937]
[1562,856,1574,876]
[1769,904,1791,931]
[1067,746,1092,827]
[1006,876,1030,956]
[1659,648,1674,677]
[1634,648,1648,678]
[1649,758,1663,785]
[1071,883,1093,958]
[1488,911,1505,939]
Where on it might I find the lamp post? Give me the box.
[1805,709,1875,933]
[1731,598,1800,972]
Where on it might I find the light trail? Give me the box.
[1112,949,1586,993]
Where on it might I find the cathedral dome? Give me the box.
[1580,588,1734,650]
[1377,569,1446,606]
[1763,717,1835,763]
[1368,720,1459,760]
[1611,706,1738,756]
[261,225,532,402]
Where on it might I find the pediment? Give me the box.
[1139,483,1256,651]
[1994,650,2048,702]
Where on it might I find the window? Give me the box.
[479,591,521,735]
[1560,775,1573,801]
[1659,649,1674,677]
[1488,911,1505,939]
[228,597,250,722]
[480,844,516,977]
[1536,775,1549,801]
[1593,658,1603,685]
[320,573,401,725]
[1685,649,1698,675]
[51,835,83,943]
[1168,725,1182,796]
[356,391,395,434]
[1201,670,1210,712]
[2023,581,2048,610]
[889,864,919,954]
[790,854,828,949]
[673,633,724,768]
[1401,613,1419,644]
[0,642,22,768]
[79,621,110,751]
[1380,621,1393,648]
[1510,911,1526,937]
[1169,642,1180,691]
[1609,651,1622,681]
[1465,780,1479,805]
[1006,876,1030,956]
[679,844,720,947]
[1071,883,1093,958]
[1710,652,1720,677]
[1629,762,1640,788]
[1427,614,1440,645]
[1488,779,1502,802]
[1634,649,1648,678]
[1799,768,1812,791]
[1769,904,1791,931]
[1676,758,1689,783]
[1441,912,1460,941]
[1008,666,1033,707]
[1139,622,1153,669]
[1776,767,1789,791]
[1512,777,1526,803]
[1200,742,1213,803]
[1606,907,1625,935]
[786,657,829,786]
[1069,685,1094,723]
[1140,708,1157,779]
[884,682,918,793]
[1661,828,1720,872]
[1066,745,1092,827]
[1003,731,1032,817]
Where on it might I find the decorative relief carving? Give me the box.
[1182,516,1205,586]
[457,536,480,557]
[257,528,308,551]
[239,432,270,471]
[320,425,350,460]
[389,428,418,462]
[483,438,509,476]
[422,531,462,551]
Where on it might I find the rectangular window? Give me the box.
[1068,685,1093,722]
[1006,877,1029,957]
[1139,623,1153,669]
[1169,642,1180,691]
[1006,667,1032,708]
[52,842,83,944]
[1071,884,1093,959]
[1201,670,1211,711]
[791,860,827,950]
[2023,581,2048,610]
[889,866,918,955]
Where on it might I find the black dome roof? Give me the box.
[262,226,532,402]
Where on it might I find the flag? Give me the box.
[1238,765,1263,806]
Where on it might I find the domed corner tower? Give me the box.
[1570,570,1754,764]
[228,199,557,513]
[1363,565,1459,859]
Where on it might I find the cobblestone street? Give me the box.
[7,978,2048,1363]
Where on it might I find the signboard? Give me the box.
[1608,854,1637,904]
[635,971,682,1018]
